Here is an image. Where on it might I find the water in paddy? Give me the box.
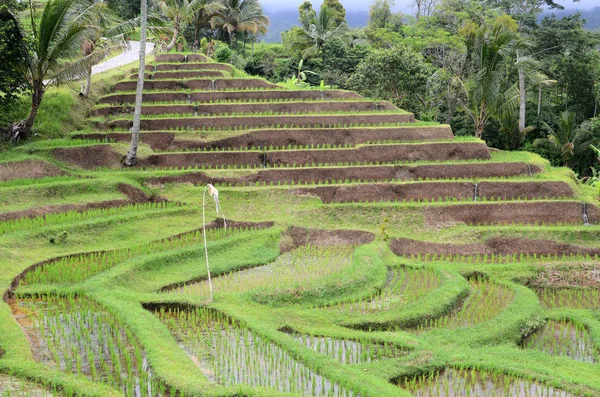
[411,278,514,333]
[169,245,354,299]
[330,268,441,313]
[154,307,360,397]
[288,333,407,365]
[522,320,598,363]
[9,296,168,396]
[401,368,574,397]
[0,375,54,397]
[535,287,600,309]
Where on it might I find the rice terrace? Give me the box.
[2,0,600,395]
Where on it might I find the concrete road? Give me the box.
[92,41,155,75]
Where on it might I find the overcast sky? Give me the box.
[261,0,599,12]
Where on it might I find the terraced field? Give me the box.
[1,53,600,396]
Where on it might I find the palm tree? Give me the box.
[210,0,269,47]
[81,9,135,97]
[534,111,596,167]
[159,0,223,52]
[12,0,110,141]
[124,0,148,166]
[191,0,224,44]
[300,5,347,59]
[460,22,517,138]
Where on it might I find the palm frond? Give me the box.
[47,50,107,86]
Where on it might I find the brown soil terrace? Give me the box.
[130,70,226,80]
[137,142,490,168]
[280,226,375,253]
[529,264,600,288]
[153,63,233,72]
[105,113,417,131]
[53,145,123,169]
[0,184,163,222]
[424,201,598,226]
[154,54,209,63]
[92,100,398,117]
[74,126,454,151]
[297,181,573,204]
[147,163,541,186]
[0,160,65,182]
[3,219,273,301]
[99,90,362,105]
[113,78,280,92]
[392,237,600,258]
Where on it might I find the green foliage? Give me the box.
[298,1,315,30]
[214,44,232,62]
[322,0,346,27]
[106,0,140,20]
[211,0,269,46]
[48,230,69,245]
[533,111,598,168]
[348,46,430,114]
[367,0,402,31]
[321,39,367,88]
[0,88,75,139]
[0,5,28,110]
[532,13,600,121]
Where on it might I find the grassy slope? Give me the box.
[1,57,600,397]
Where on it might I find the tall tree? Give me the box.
[191,0,224,43]
[534,111,597,167]
[483,0,573,17]
[298,1,315,30]
[81,8,139,97]
[460,18,518,138]
[348,46,430,113]
[159,0,222,51]
[368,0,402,30]
[323,0,346,26]
[124,0,148,166]
[0,3,28,110]
[299,5,347,59]
[532,14,600,120]
[412,0,437,20]
[11,0,111,141]
[211,0,269,47]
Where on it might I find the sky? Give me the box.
[260,0,599,12]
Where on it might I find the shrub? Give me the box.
[214,45,232,63]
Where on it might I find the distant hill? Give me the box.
[262,7,369,43]
[540,7,600,30]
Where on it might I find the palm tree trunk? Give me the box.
[125,0,147,166]
[83,67,92,97]
[518,53,526,132]
[475,124,483,139]
[21,82,44,140]
[538,85,542,116]
[166,22,179,52]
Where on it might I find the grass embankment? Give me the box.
[1,53,600,397]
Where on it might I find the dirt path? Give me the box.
[91,41,155,75]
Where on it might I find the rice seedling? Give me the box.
[20,226,249,286]
[170,245,354,301]
[11,295,168,397]
[0,374,54,397]
[287,332,406,365]
[522,319,599,363]
[0,202,177,235]
[401,368,574,397]
[412,277,514,333]
[535,288,600,309]
[154,307,359,396]
[329,268,440,313]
